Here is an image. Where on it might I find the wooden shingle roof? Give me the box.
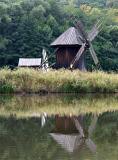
[51,27,84,47]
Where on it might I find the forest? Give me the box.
[0,0,118,71]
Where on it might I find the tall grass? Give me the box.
[0,68,118,93]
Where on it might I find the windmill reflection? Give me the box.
[50,114,98,153]
[41,113,47,127]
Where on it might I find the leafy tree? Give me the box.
[0,0,117,71]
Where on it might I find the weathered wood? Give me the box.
[55,46,86,70]
[51,26,86,70]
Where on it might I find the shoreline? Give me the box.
[0,92,118,96]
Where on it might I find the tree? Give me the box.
[0,0,117,71]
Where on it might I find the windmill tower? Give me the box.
[51,20,102,71]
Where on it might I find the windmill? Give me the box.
[51,18,102,71]
[70,18,102,70]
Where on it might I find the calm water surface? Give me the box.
[0,94,118,160]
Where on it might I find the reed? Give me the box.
[0,68,118,93]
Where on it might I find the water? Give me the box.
[0,94,118,160]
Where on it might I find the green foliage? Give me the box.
[0,0,117,71]
[0,84,14,93]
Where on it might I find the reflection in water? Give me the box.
[41,113,47,127]
[0,95,117,160]
[50,115,98,153]
[0,94,118,118]
[0,111,117,160]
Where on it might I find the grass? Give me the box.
[0,68,118,93]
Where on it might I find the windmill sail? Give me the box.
[70,43,86,68]
[88,20,102,42]
[85,115,98,153]
[71,16,88,41]
[76,21,88,42]
[88,115,98,137]
[85,138,96,153]
[74,117,97,153]
[72,20,100,69]
[89,43,99,65]
[74,118,84,137]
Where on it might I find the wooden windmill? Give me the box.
[51,19,102,71]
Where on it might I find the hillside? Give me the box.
[0,0,118,71]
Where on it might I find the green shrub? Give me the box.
[0,84,14,93]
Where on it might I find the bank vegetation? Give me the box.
[0,68,118,94]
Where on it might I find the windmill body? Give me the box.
[51,27,86,71]
[51,20,102,71]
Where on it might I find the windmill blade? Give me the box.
[89,43,99,65]
[76,21,88,42]
[88,20,103,42]
[73,118,85,137]
[70,16,88,42]
[70,43,86,69]
[85,138,96,153]
[88,115,98,137]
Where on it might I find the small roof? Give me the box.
[51,27,84,47]
[18,58,41,67]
